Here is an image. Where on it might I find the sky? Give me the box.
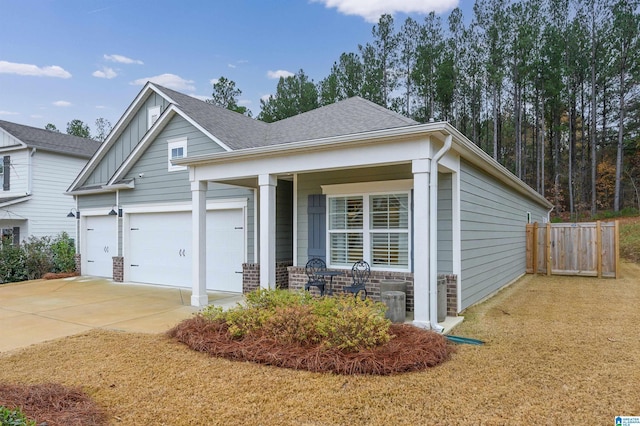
[0,0,468,135]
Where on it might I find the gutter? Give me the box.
[429,134,453,333]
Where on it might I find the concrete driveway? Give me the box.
[0,276,243,353]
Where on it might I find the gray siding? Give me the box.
[296,164,412,266]
[460,160,549,309]
[276,180,293,262]
[77,193,117,210]
[85,93,169,185]
[437,173,453,274]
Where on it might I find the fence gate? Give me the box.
[526,221,619,278]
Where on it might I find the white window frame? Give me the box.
[322,180,412,272]
[167,137,187,172]
[148,105,161,129]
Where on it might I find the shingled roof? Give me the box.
[154,85,419,150]
[0,120,102,158]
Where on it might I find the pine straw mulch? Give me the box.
[168,316,454,375]
[0,262,639,424]
[42,272,79,280]
[0,383,106,426]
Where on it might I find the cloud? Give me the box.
[260,94,273,102]
[311,0,458,22]
[209,78,219,85]
[104,54,143,65]
[0,61,72,78]
[53,100,72,107]
[130,73,196,91]
[227,63,236,69]
[267,70,294,79]
[0,110,19,116]
[92,67,118,79]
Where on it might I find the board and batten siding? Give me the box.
[296,165,413,266]
[437,172,453,274]
[85,93,169,186]
[11,151,88,238]
[276,180,293,262]
[459,160,549,309]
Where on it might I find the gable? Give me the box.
[83,92,170,186]
[0,127,26,149]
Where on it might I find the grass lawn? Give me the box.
[1,262,639,425]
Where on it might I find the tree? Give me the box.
[258,69,319,123]
[44,123,59,132]
[66,119,90,138]
[206,76,252,117]
[610,0,640,211]
[93,118,112,143]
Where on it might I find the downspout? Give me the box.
[429,134,453,333]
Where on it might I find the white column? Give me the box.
[259,174,277,289]
[412,158,431,329]
[191,180,208,307]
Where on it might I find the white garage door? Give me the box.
[83,215,118,278]
[127,209,244,292]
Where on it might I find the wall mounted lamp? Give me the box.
[66,208,80,219]
[108,205,122,217]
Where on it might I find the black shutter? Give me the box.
[3,156,9,191]
[12,227,20,246]
[307,194,326,262]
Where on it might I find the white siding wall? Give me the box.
[1,148,30,196]
[10,151,87,239]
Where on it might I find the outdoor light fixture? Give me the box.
[108,205,122,217]
[67,208,80,219]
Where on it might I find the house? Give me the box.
[0,120,101,244]
[67,82,553,330]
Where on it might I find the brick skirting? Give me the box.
[112,256,124,282]
[288,267,458,315]
[242,261,293,293]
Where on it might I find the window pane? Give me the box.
[171,147,184,159]
[329,196,363,230]
[371,232,408,268]
[370,194,408,229]
[330,233,363,265]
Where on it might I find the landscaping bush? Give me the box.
[620,219,640,263]
[0,233,76,284]
[0,406,36,426]
[0,239,26,283]
[202,289,391,352]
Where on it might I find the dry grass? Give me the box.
[1,263,639,425]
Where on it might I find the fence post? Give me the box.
[546,223,552,276]
[615,220,620,278]
[597,221,602,278]
[532,222,538,275]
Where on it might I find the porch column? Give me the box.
[259,174,277,289]
[191,180,208,307]
[412,158,431,328]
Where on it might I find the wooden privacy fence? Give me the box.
[526,221,619,278]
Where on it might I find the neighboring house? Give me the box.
[0,120,101,244]
[67,82,553,330]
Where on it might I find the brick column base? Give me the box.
[112,256,124,282]
[74,254,81,275]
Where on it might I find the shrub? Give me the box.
[620,220,640,263]
[202,289,392,352]
[0,238,26,283]
[22,236,53,280]
[0,406,36,426]
[50,232,76,273]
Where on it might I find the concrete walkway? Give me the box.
[0,276,244,353]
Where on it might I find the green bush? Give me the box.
[22,236,53,280]
[0,406,36,426]
[202,289,392,352]
[0,238,26,283]
[620,220,640,263]
[0,232,76,283]
[51,232,76,273]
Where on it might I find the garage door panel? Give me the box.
[127,209,244,292]
[84,216,117,278]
